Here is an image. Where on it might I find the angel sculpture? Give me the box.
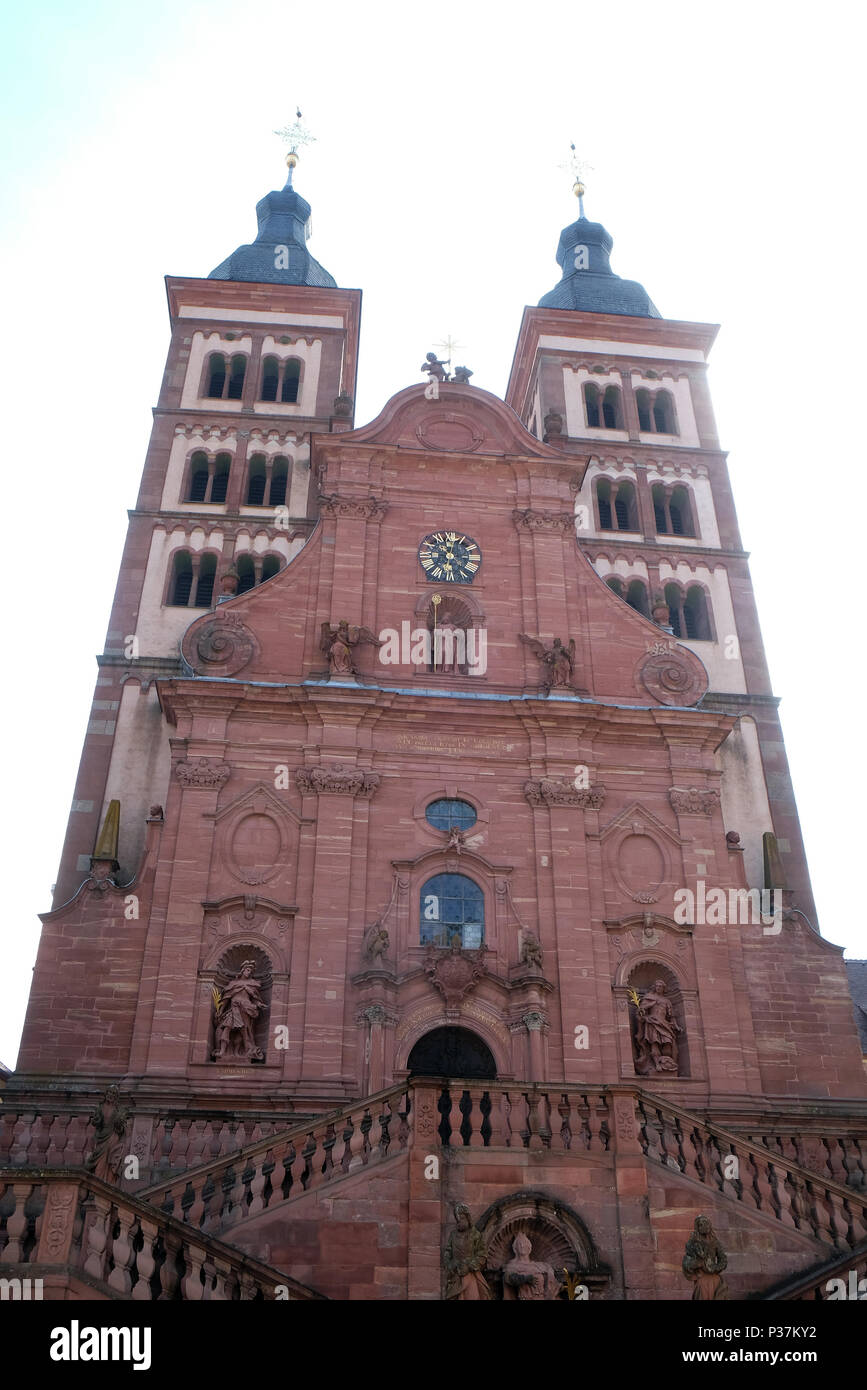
[518,633,576,693]
[320,619,382,677]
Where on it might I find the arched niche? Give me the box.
[475,1191,612,1300]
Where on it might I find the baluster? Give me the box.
[301,1130,319,1185]
[221,1162,248,1229]
[486,1091,509,1146]
[576,1095,592,1151]
[188,1120,208,1169]
[556,1094,572,1151]
[396,1091,411,1150]
[211,1257,231,1300]
[158,1230,182,1300]
[182,1242,205,1300]
[679,1123,700,1181]
[375,1102,392,1160]
[843,1194,867,1245]
[44,1113,66,1164]
[349,1110,369,1171]
[750,1152,777,1216]
[525,1090,544,1150]
[157,1117,174,1175]
[205,1167,232,1232]
[278,1140,299,1199]
[239,1271,257,1300]
[0,1112,17,1164]
[0,1183,32,1262]
[785,1172,810,1231]
[465,1088,486,1147]
[768,1162,797,1229]
[248,1150,272,1218]
[108,1207,136,1294]
[589,1096,608,1153]
[132,1217,158,1300]
[173,1117,192,1171]
[825,1138,848,1187]
[804,1181,831,1243]
[82,1193,112,1281]
[29,1115,50,1164]
[824,1190,850,1250]
[10,1113,35,1165]
[186,1176,208,1230]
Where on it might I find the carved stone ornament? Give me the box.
[669,787,721,816]
[524,779,605,809]
[424,941,487,1011]
[512,508,575,532]
[295,764,380,798]
[182,613,258,677]
[318,493,388,520]
[518,634,578,693]
[637,647,707,707]
[176,758,232,789]
[502,1233,560,1300]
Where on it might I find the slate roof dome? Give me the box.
[539,213,660,317]
[209,176,336,288]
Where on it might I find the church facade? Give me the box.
[2,158,866,1302]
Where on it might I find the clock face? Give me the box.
[418,531,481,584]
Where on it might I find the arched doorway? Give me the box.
[407,1026,496,1080]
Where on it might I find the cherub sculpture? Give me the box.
[520,930,543,969]
[364,921,390,960]
[420,351,449,382]
[320,619,382,677]
[518,633,576,693]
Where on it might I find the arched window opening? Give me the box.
[194,554,217,608]
[652,483,667,532]
[187,451,210,503]
[653,390,677,435]
[260,554,281,583]
[210,453,231,504]
[636,388,652,433]
[605,576,625,599]
[602,386,621,429]
[281,359,301,404]
[260,356,280,402]
[626,579,650,618]
[205,354,226,399]
[614,481,637,531]
[684,585,711,640]
[669,485,693,537]
[169,551,193,607]
[425,798,478,832]
[584,383,601,429]
[269,456,289,507]
[596,478,613,530]
[420,873,484,949]
[246,455,267,506]
[236,554,256,595]
[665,583,685,639]
[227,354,246,400]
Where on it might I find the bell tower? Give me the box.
[51,150,361,906]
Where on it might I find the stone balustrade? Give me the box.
[0,1170,320,1299]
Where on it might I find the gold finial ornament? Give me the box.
[572,180,585,199]
[274,108,315,184]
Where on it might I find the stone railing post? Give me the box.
[611,1090,655,1298]
[407,1084,442,1301]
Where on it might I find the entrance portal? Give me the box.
[407,1025,496,1080]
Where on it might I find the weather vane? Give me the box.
[274,108,316,184]
[557,143,594,217]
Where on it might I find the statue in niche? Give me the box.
[502,1233,560,1300]
[434,615,461,675]
[364,921,390,960]
[320,619,382,677]
[518,633,576,693]
[443,1204,492,1300]
[631,978,681,1075]
[682,1215,729,1300]
[520,930,543,969]
[85,1085,130,1184]
[213,959,266,1061]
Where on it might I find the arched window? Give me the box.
[584,382,622,429]
[683,585,711,640]
[602,385,622,429]
[168,551,194,606]
[281,359,301,404]
[194,554,217,608]
[246,455,267,506]
[636,388,652,433]
[269,456,289,506]
[605,576,625,599]
[227,354,246,400]
[614,480,638,530]
[260,356,280,402]
[653,390,677,434]
[425,798,478,832]
[664,582,684,638]
[205,354,226,399]
[626,579,650,618]
[668,485,693,537]
[236,554,256,595]
[260,554,281,583]
[651,483,667,532]
[420,872,485,949]
[584,383,601,428]
[596,477,613,529]
[210,453,231,504]
[187,451,210,503]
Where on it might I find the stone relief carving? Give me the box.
[518,634,577,693]
[523,779,605,809]
[502,1233,560,1300]
[183,614,258,677]
[682,1216,729,1301]
[637,648,707,707]
[424,941,487,1012]
[318,494,389,520]
[669,787,721,816]
[519,930,543,969]
[512,509,575,532]
[176,758,232,789]
[295,764,380,798]
[443,1204,492,1301]
[364,921,390,960]
[320,619,383,677]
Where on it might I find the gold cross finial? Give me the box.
[434,333,464,365]
[274,109,316,183]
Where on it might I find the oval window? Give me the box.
[425,798,477,833]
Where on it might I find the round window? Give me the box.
[425,798,477,833]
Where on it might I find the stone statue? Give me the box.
[452,365,473,385]
[213,960,266,1061]
[518,633,576,693]
[446,824,466,853]
[85,1085,130,1184]
[421,351,449,382]
[520,930,543,969]
[434,615,461,674]
[502,1232,560,1300]
[364,922,390,960]
[632,978,681,1074]
[443,1204,491,1300]
[320,619,382,677]
[682,1215,729,1300]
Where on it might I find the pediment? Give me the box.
[596,800,683,846]
[332,383,575,463]
[208,782,305,826]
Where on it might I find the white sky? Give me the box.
[1,0,865,1066]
